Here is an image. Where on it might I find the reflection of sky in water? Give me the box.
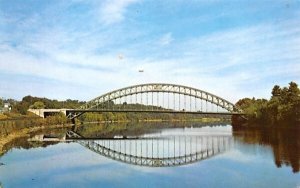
[0,126,300,188]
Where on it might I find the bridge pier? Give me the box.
[28,109,69,118]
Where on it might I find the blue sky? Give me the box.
[0,0,300,102]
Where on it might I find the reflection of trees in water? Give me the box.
[233,127,300,173]
[74,122,230,138]
[0,128,68,156]
[1,137,59,157]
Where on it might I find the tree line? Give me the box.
[236,82,300,126]
[1,95,228,123]
[5,95,85,115]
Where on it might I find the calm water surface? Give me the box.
[0,123,299,188]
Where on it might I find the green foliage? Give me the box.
[30,101,46,109]
[79,111,227,123]
[236,82,300,126]
[13,101,30,115]
[0,113,68,138]
[271,85,281,97]
[9,95,85,115]
[45,112,68,125]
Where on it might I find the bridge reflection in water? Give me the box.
[67,131,233,167]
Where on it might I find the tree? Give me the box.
[13,101,30,114]
[288,82,299,94]
[288,82,300,101]
[271,85,281,97]
[30,101,46,109]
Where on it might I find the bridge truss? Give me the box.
[67,83,242,119]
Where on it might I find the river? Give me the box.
[0,122,299,188]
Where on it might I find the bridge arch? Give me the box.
[67,131,232,167]
[80,83,240,112]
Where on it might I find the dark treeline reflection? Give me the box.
[0,128,68,157]
[233,126,300,173]
[74,121,229,138]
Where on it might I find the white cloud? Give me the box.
[99,0,139,25]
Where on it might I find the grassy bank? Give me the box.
[0,112,69,136]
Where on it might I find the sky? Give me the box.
[0,0,300,102]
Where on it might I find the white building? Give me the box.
[2,102,11,112]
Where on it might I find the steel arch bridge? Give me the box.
[67,131,233,167]
[67,83,243,119]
